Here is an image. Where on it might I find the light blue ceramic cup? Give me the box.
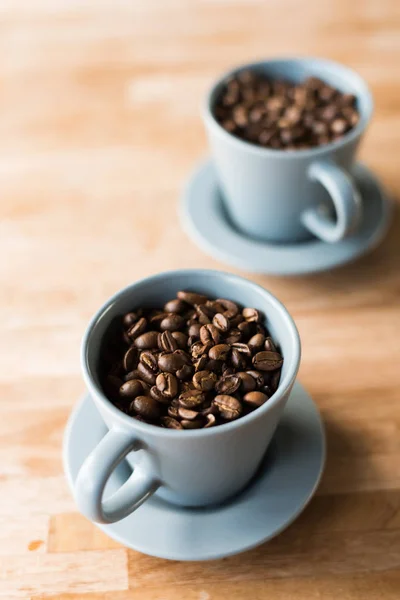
[203,58,373,243]
[75,270,300,524]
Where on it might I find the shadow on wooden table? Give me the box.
[127,419,392,589]
[293,200,399,291]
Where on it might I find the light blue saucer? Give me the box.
[63,382,325,561]
[180,161,392,276]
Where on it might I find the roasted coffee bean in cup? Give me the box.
[100,292,284,429]
[213,69,360,150]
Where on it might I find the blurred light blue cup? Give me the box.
[75,270,300,524]
[203,58,373,243]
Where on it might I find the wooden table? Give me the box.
[1,1,400,598]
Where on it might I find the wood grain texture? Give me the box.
[0,0,400,598]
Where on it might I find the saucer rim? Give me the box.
[63,382,326,561]
[180,159,392,276]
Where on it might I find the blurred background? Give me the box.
[0,1,399,598]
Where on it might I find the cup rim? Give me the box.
[81,269,301,438]
[202,56,374,159]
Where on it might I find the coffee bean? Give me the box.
[150,385,170,404]
[243,307,261,323]
[196,305,213,324]
[236,371,256,393]
[207,300,226,314]
[188,323,202,338]
[204,414,217,428]
[123,331,132,346]
[160,314,184,331]
[305,76,324,91]
[246,370,265,388]
[179,389,205,409]
[284,105,302,124]
[178,407,200,421]
[131,413,148,422]
[214,395,242,420]
[259,128,276,145]
[200,324,220,345]
[270,370,281,392]
[174,349,192,364]
[102,292,283,430]
[214,71,360,150]
[158,351,188,373]
[193,354,208,373]
[253,351,284,371]
[230,315,245,328]
[231,348,247,370]
[243,391,269,408]
[140,350,158,372]
[123,346,138,372]
[177,291,208,306]
[164,299,187,314]
[123,312,139,328]
[156,372,178,398]
[127,317,147,340]
[237,320,253,337]
[168,399,180,418]
[199,398,215,413]
[222,119,236,132]
[159,330,178,352]
[212,313,230,332]
[132,396,161,420]
[119,379,144,398]
[175,364,194,381]
[231,342,251,356]
[194,354,208,372]
[187,335,196,348]
[331,118,348,134]
[186,311,198,323]
[319,104,337,122]
[225,329,242,344]
[161,416,183,429]
[209,344,230,361]
[311,120,328,136]
[181,418,204,429]
[137,361,157,385]
[248,333,265,351]
[216,298,239,318]
[319,84,337,102]
[215,374,240,395]
[191,341,211,359]
[123,369,141,382]
[232,105,248,127]
[192,370,217,391]
[264,336,277,352]
[261,384,273,397]
[249,105,265,123]
[134,331,159,349]
[150,311,169,325]
[205,358,223,373]
[171,331,188,349]
[342,106,359,126]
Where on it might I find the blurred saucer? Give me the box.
[180,161,392,276]
[63,382,325,561]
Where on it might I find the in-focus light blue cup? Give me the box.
[74,270,300,524]
[203,57,373,244]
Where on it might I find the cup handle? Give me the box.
[301,161,362,243]
[74,427,159,524]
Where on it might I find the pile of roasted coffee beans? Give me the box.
[213,70,360,150]
[101,291,284,430]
